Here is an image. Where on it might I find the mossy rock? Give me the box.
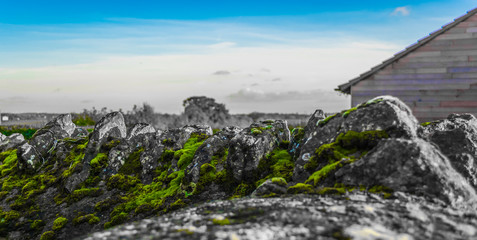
[287,183,315,194]
[52,217,68,231]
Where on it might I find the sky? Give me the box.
[1,0,476,114]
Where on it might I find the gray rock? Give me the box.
[17,114,76,172]
[159,125,213,151]
[87,112,127,152]
[127,123,156,142]
[33,113,76,139]
[72,128,90,138]
[185,126,242,183]
[79,194,477,240]
[66,112,126,192]
[0,133,25,152]
[420,113,477,190]
[251,178,288,197]
[333,138,477,207]
[16,142,42,172]
[107,123,158,178]
[0,132,6,142]
[293,95,419,182]
[227,120,290,182]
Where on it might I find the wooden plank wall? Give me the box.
[351,13,477,122]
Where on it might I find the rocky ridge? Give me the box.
[0,95,476,239]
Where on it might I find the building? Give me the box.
[337,7,477,122]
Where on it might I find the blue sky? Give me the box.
[1,0,476,114]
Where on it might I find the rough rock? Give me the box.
[333,138,477,207]
[185,126,242,183]
[87,112,127,152]
[65,112,127,192]
[251,178,288,197]
[159,125,213,151]
[293,95,419,182]
[227,120,290,182]
[420,113,477,189]
[16,114,77,172]
[0,133,25,152]
[16,142,41,172]
[107,123,158,178]
[72,128,90,138]
[33,113,76,139]
[80,194,477,240]
[0,132,6,142]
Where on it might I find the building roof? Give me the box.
[336,7,477,94]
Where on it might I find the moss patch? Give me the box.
[52,217,67,231]
[305,130,388,186]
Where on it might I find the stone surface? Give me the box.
[87,112,127,152]
[251,178,287,197]
[5,96,477,240]
[185,126,242,183]
[293,95,419,182]
[333,138,477,207]
[420,113,477,190]
[16,142,41,172]
[80,194,477,240]
[72,128,90,138]
[0,133,25,152]
[159,125,213,151]
[33,113,76,139]
[107,123,159,179]
[227,120,290,182]
[0,132,6,142]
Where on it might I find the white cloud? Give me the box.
[392,7,410,16]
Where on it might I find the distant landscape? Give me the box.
[0,96,314,139]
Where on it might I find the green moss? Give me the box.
[316,114,337,127]
[368,185,393,199]
[134,203,153,215]
[169,199,187,210]
[336,130,389,149]
[305,161,343,186]
[119,147,144,176]
[90,153,109,174]
[271,177,287,186]
[317,187,347,195]
[251,128,263,135]
[69,188,102,203]
[104,211,128,229]
[73,214,100,225]
[212,218,231,225]
[0,149,18,177]
[40,231,55,240]
[304,130,388,185]
[290,127,305,146]
[231,183,254,199]
[31,220,45,230]
[341,107,357,118]
[175,135,207,170]
[101,140,121,152]
[52,217,67,231]
[287,183,315,194]
[107,174,140,191]
[193,163,217,194]
[254,148,294,188]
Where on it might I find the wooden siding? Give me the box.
[351,12,477,122]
